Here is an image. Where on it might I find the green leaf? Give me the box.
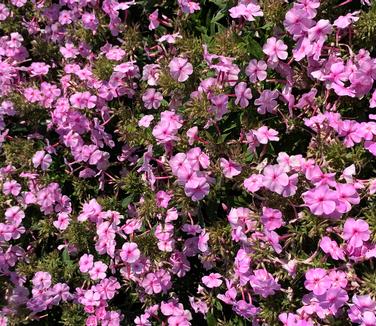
[122,194,134,208]
[207,313,217,326]
[246,36,264,59]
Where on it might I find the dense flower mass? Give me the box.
[1,0,376,325]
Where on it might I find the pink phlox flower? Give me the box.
[202,273,222,288]
[263,37,288,63]
[169,57,193,82]
[235,82,253,108]
[220,158,242,179]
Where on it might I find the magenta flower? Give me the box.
[88,261,108,280]
[244,174,263,192]
[254,126,279,144]
[249,269,281,298]
[202,273,222,288]
[229,3,263,22]
[70,91,97,109]
[343,218,370,248]
[120,242,141,263]
[245,59,267,83]
[304,268,331,295]
[255,90,279,114]
[234,82,252,108]
[262,165,289,194]
[148,9,159,30]
[261,207,284,231]
[32,271,52,290]
[169,57,193,82]
[320,236,345,260]
[142,88,163,110]
[335,183,360,213]
[220,158,242,179]
[302,186,339,216]
[2,180,21,196]
[184,176,210,201]
[263,37,288,63]
[32,150,52,171]
[79,254,94,273]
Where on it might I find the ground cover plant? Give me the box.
[1,0,376,325]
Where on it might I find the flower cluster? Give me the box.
[1,0,376,325]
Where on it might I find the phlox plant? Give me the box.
[1,0,376,325]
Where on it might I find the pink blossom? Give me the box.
[244,174,263,192]
[255,90,279,114]
[220,158,242,179]
[249,269,281,297]
[148,10,159,30]
[229,3,263,21]
[263,37,288,63]
[79,254,94,273]
[262,165,289,194]
[304,268,331,295]
[169,57,193,82]
[302,186,339,216]
[261,207,284,231]
[142,88,163,110]
[253,126,279,144]
[120,242,140,263]
[88,261,108,280]
[32,150,52,171]
[343,218,370,248]
[245,59,267,83]
[202,273,222,288]
[3,180,21,196]
[234,82,252,108]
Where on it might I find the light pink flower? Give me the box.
[120,242,141,263]
[169,57,193,82]
[263,37,288,63]
[202,273,222,288]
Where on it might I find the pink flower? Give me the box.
[343,218,370,248]
[5,206,25,225]
[169,57,193,82]
[120,242,140,263]
[2,180,21,196]
[82,13,99,31]
[220,158,242,179]
[244,174,263,192]
[235,82,252,108]
[148,9,159,30]
[202,273,222,288]
[88,261,108,280]
[184,176,210,201]
[304,268,331,295]
[142,88,163,110]
[255,90,279,114]
[249,269,281,298]
[70,92,97,109]
[32,150,52,171]
[29,62,50,77]
[262,165,289,194]
[263,37,288,63]
[245,59,267,83]
[0,4,10,21]
[229,3,263,21]
[335,183,360,213]
[53,212,71,231]
[138,115,154,128]
[32,271,52,289]
[261,207,284,231]
[253,126,279,144]
[79,254,94,273]
[320,236,345,260]
[302,186,339,216]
